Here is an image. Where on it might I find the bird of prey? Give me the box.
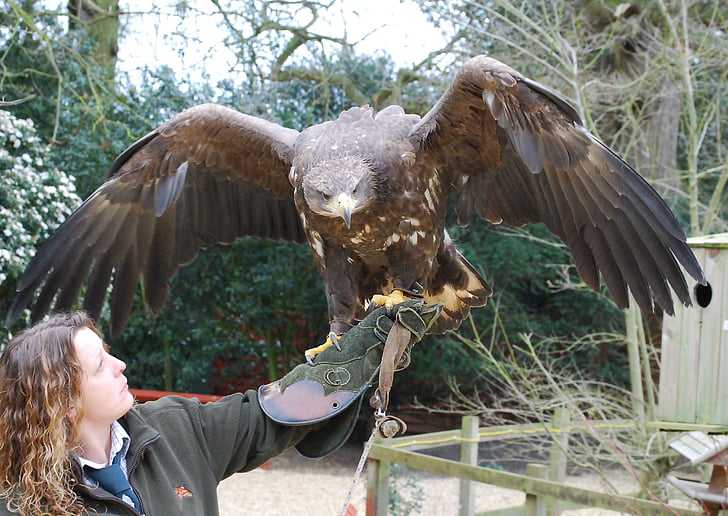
[8,56,705,360]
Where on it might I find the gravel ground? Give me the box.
[217,444,696,515]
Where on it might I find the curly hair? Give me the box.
[0,312,99,515]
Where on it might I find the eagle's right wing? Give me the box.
[410,56,704,315]
[8,104,305,335]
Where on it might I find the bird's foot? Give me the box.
[371,289,411,310]
[304,332,342,365]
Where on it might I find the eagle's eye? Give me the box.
[322,192,331,201]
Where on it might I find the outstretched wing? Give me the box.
[8,103,305,335]
[410,56,704,315]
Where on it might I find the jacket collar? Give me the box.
[119,406,160,462]
[70,406,160,502]
[77,420,131,470]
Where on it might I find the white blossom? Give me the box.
[0,109,81,288]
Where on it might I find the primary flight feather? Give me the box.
[8,56,705,341]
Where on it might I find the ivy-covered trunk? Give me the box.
[67,0,120,83]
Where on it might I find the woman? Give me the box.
[0,302,435,515]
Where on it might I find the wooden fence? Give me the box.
[366,412,702,516]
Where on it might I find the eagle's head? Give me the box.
[302,155,381,228]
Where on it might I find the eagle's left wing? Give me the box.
[410,56,704,315]
[7,104,304,336]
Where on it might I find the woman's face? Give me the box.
[73,328,134,424]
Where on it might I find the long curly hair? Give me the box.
[0,312,98,515]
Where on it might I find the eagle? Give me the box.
[7,56,705,360]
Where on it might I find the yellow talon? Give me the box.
[304,333,342,364]
[371,289,410,309]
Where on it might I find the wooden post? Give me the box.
[637,320,656,420]
[525,464,548,516]
[458,415,479,516]
[366,457,390,516]
[546,408,570,515]
[626,302,646,425]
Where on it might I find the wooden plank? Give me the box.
[687,233,728,249]
[525,464,548,516]
[696,249,721,425]
[547,498,591,512]
[369,445,702,515]
[715,250,728,424]
[676,249,706,423]
[478,495,628,515]
[382,420,636,452]
[546,408,569,515]
[459,416,479,516]
[647,420,728,433]
[387,428,462,451]
[365,458,389,516]
[626,301,646,421]
[669,431,728,465]
[667,474,728,504]
[129,388,221,403]
[548,409,570,481]
[638,315,657,419]
[659,286,683,420]
[675,294,696,422]
[476,507,527,516]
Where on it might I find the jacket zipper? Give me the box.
[126,433,160,515]
[76,486,138,515]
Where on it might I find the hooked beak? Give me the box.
[335,193,355,229]
[342,207,352,229]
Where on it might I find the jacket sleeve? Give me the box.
[197,391,310,481]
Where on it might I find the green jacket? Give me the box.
[1,392,307,516]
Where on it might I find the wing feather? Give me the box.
[111,246,138,335]
[582,170,690,308]
[547,168,601,291]
[84,254,114,320]
[56,253,94,311]
[8,104,305,335]
[584,225,629,306]
[412,56,704,313]
[144,209,177,313]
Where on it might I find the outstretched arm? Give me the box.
[178,301,441,481]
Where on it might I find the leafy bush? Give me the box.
[0,110,81,289]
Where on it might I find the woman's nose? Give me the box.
[116,357,126,373]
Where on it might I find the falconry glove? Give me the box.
[258,300,441,458]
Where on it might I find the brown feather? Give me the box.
[8,104,304,332]
[84,254,114,320]
[411,55,704,315]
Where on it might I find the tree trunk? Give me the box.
[634,82,682,193]
[67,0,120,81]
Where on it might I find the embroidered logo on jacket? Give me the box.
[175,485,192,497]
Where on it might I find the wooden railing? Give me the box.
[366,412,701,516]
[130,388,222,403]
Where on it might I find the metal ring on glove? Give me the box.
[377,415,408,438]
